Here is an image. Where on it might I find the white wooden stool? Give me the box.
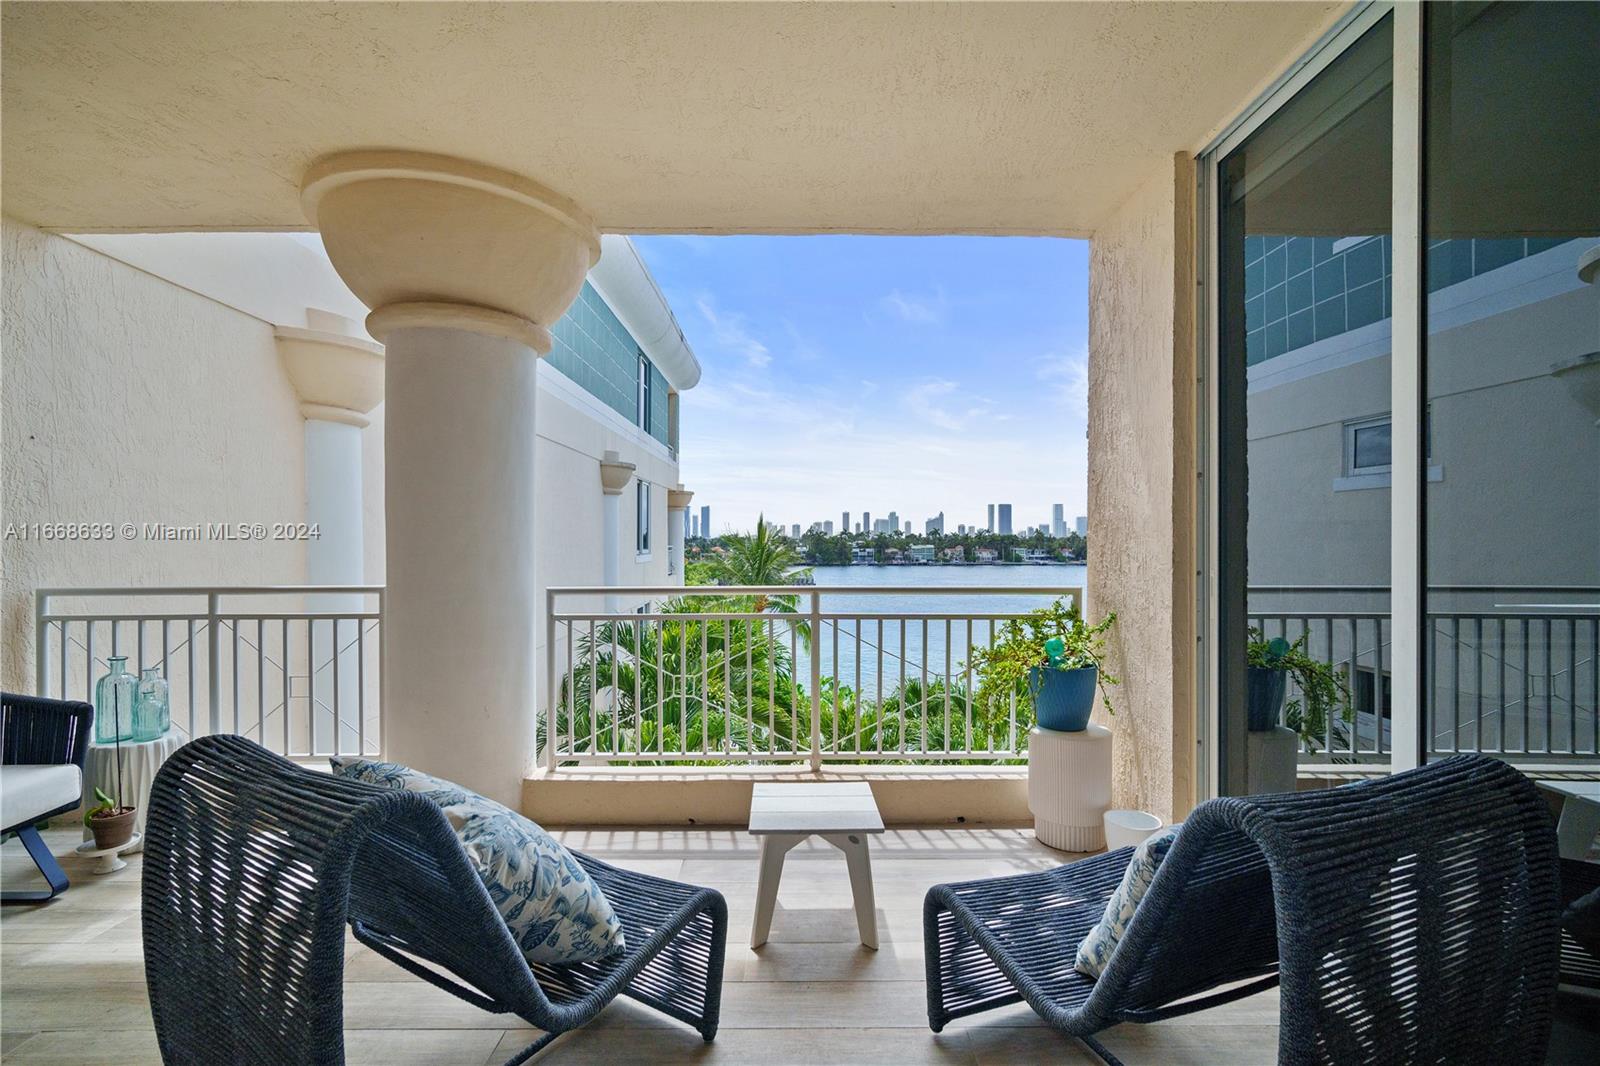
[747,782,884,950]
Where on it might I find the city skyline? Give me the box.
[631,235,1089,531]
[690,499,1087,539]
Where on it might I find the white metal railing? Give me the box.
[1250,585,1598,763]
[35,587,383,759]
[543,585,1083,768]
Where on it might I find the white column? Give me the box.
[303,151,599,807]
[667,485,694,582]
[599,451,636,614]
[276,321,384,755]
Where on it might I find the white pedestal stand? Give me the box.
[1028,723,1113,852]
[75,832,143,874]
[1246,726,1300,796]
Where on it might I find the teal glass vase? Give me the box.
[133,667,170,741]
[94,656,137,743]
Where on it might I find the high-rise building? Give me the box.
[691,515,699,538]
[904,521,912,535]
[791,523,801,539]
[925,512,945,534]
[862,510,871,534]
[998,504,1013,536]
[1075,515,1088,537]
[842,511,850,534]
[700,505,711,538]
[823,520,834,534]
[887,511,898,534]
[1051,503,1066,538]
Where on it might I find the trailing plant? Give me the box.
[968,598,1118,718]
[1247,628,1353,751]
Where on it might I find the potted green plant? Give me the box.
[970,598,1117,732]
[1246,628,1352,749]
[83,786,135,850]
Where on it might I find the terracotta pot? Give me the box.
[88,807,136,850]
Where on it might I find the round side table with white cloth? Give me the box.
[1028,723,1113,852]
[82,732,185,853]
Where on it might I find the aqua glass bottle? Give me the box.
[133,667,170,741]
[94,656,137,743]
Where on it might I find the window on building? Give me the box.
[636,480,651,555]
[638,353,652,433]
[1343,410,1432,476]
[1345,416,1392,474]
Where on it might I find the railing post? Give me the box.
[34,591,49,698]
[206,592,222,735]
[809,589,823,771]
[545,587,558,772]
[34,585,50,694]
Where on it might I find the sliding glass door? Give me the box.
[1211,12,1395,794]
[1421,1,1600,763]
[1202,1,1598,797]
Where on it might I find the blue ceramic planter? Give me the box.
[1029,665,1097,732]
[1247,667,1287,731]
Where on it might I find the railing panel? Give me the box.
[543,585,1082,766]
[36,587,382,759]
[1250,589,1597,762]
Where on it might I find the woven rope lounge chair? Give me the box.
[2,693,93,904]
[143,736,728,1065]
[925,754,1560,1066]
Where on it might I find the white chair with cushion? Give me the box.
[2,693,93,903]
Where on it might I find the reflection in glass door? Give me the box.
[1421,1,1600,764]
[1215,14,1395,793]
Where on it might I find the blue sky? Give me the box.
[631,235,1090,536]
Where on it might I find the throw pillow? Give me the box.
[1073,826,1180,979]
[331,758,625,966]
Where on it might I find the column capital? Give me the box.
[667,485,694,511]
[301,151,599,354]
[275,325,385,428]
[599,450,636,495]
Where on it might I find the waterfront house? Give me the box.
[2,3,1595,1063]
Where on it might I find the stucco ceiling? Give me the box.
[2,1,1343,237]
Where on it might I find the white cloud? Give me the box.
[696,294,772,368]
[901,378,998,432]
[881,287,947,325]
[1035,350,1089,409]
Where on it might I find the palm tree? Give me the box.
[708,514,810,606]
[548,600,809,763]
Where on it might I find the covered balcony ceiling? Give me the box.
[2,1,1341,237]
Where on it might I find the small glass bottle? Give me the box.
[94,656,137,743]
[133,667,170,741]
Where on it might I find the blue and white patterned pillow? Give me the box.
[1074,826,1180,979]
[331,758,625,966]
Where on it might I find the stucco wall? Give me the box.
[1,218,310,691]
[1086,157,1197,824]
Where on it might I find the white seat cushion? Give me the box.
[1,764,83,830]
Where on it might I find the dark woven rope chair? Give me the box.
[143,735,728,1065]
[925,754,1561,1065]
[2,692,93,903]
[1559,856,1600,990]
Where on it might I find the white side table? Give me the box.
[747,782,884,950]
[1536,780,1600,860]
[83,733,184,853]
[1028,723,1112,852]
[1246,726,1300,796]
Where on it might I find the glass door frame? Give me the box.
[1194,0,1423,800]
